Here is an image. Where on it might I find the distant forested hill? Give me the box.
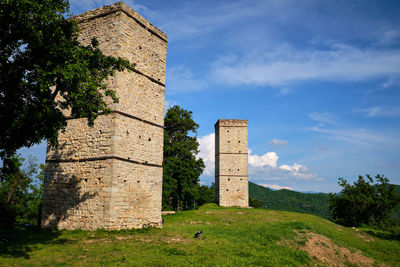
[249,182,400,220]
[393,184,400,221]
[248,182,330,218]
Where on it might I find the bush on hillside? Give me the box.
[249,197,263,208]
[329,174,400,227]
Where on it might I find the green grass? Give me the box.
[1,203,399,266]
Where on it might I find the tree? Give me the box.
[195,183,215,208]
[0,154,44,228]
[0,0,134,158]
[163,106,205,211]
[328,174,400,227]
[249,197,262,208]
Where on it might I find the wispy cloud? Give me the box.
[268,138,288,147]
[212,44,400,86]
[378,29,400,46]
[354,106,400,118]
[279,87,294,96]
[309,112,338,125]
[309,125,400,147]
[157,0,290,42]
[165,65,206,94]
[381,79,394,89]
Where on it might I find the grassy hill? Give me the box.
[249,182,330,218]
[1,204,399,266]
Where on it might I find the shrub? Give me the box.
[249,197,263,208]
[329,174,400,227]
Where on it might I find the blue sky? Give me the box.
[19,0,400,193]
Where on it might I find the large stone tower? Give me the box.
[41,2,167,230]
[215,119,249,207]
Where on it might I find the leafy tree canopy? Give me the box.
[249,197,262,208]
[163,105,205,211]
[196,183,215,208]
[0,0,134,157]
[0,154,44,228]
[329,174,400,227]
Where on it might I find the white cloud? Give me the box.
[259,184,293,190]
[248,150,279,168]
[197,133,215,176]
[198,133,321,184]
[354,106,400,118]
[198,134,280,176]
[268,138,288,147]
[280,163,305,172]
[212,44,400,86]
[279,163,319,180]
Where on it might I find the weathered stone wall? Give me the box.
[215,119,249,207]
[41,2,167,230]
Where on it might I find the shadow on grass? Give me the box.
[0,227,67,259]
[363,229,400,241]
[0,226,159,260]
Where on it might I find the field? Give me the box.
[1,204,399,266]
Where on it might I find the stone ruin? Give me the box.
[41,2,167,230]
[215,119,249,207]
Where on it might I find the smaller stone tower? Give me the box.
[215,119,248,207]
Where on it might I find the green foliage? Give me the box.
[162,105,205,211]
[249,182,330,218]
[392,185,400,224]
[195,183,215,208]
[0,0,134,157]
[329,174,400,227]
[249,196,262,208]
[0,154,44,228]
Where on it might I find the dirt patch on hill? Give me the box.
[279,231,375,267]
[302,232,374,266]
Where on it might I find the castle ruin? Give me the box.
[215,119,249,207]
[41,2,167,230]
